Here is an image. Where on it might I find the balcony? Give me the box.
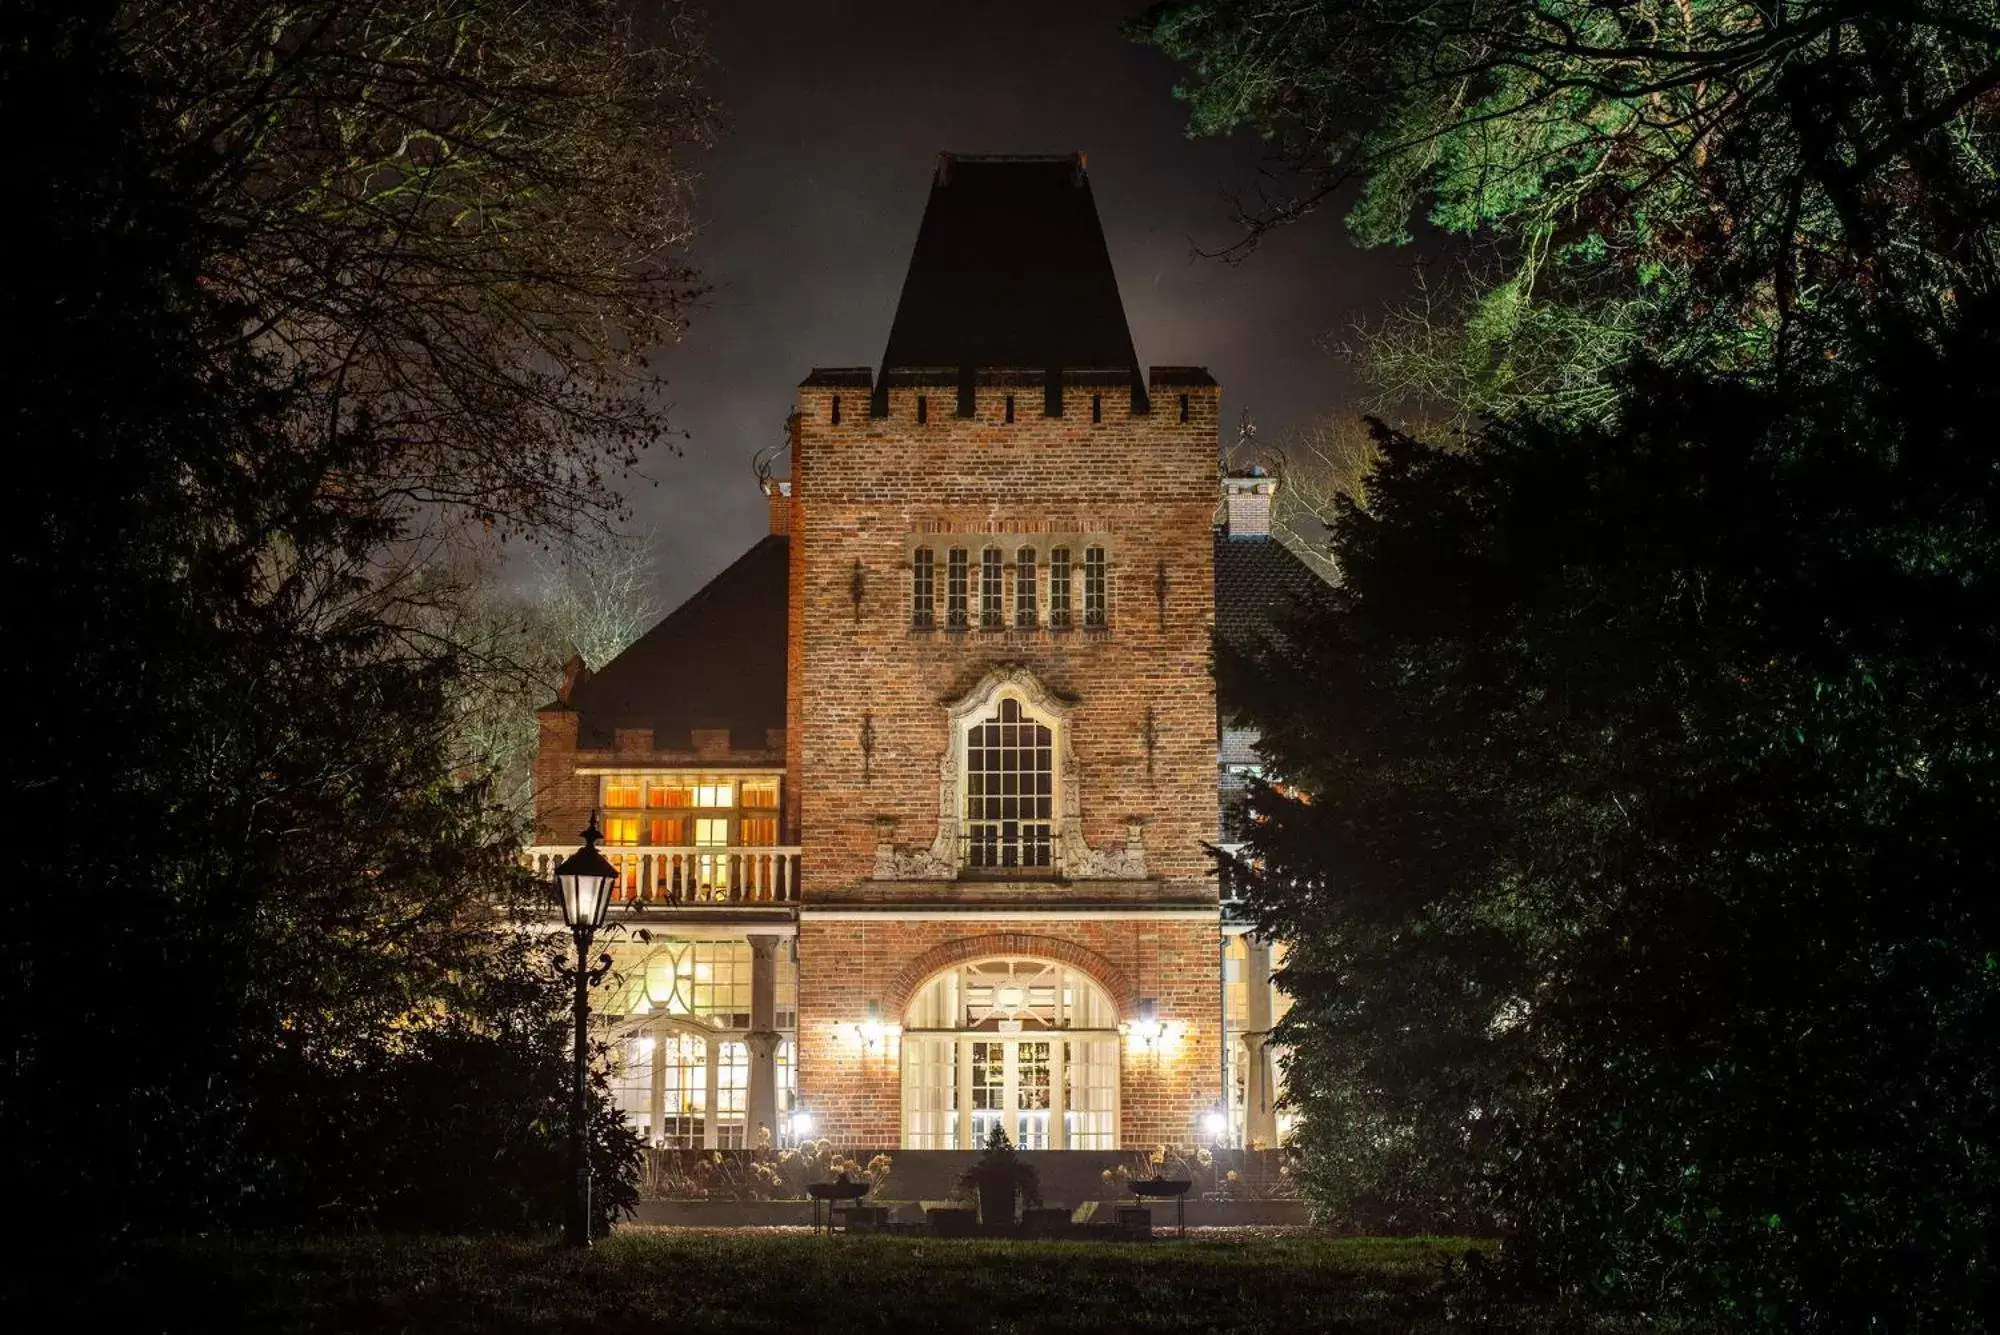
[525,845,801,906]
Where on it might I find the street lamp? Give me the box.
[553,813,618,1248]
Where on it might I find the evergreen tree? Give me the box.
[1224,304,2000,1323]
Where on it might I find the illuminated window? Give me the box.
[603,817,642,845]
[741,777,779,808]
[901,960,1118,1149]
[612,1034,654,1139]
[604,779,642,808]
[739,816,777,846]
[964,697,1054,871]
[1048,548,1072,629]
[946,548,968,629]
[648,784,693,808]
[648,816,688,845]
[1083,546,1107,628]
[715,1040,749,1148]
[694,782,734,808]
[980,547,1004,629]
[1014,548,1037,628]
[658,1031,708,1148]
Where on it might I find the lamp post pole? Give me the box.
[567,920,594,1246]
[553,814,618,1248]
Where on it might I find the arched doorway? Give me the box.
[900,957,1120,1149]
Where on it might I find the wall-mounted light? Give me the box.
[788,1109,815,1140]
[851,1000,900,1055]
[1120,997,1168,1055]
[1202,1107,1229,1144]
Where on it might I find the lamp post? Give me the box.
[553,813,618,1248]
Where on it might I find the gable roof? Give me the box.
[1214,530,1327,656]
[880,154,1140,384]
[565,536,788,751]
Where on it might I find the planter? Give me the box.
[972,1166,1020,1228]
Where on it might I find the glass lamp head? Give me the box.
[554,814,619,930]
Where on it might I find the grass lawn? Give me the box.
[7,1231,1682,1332]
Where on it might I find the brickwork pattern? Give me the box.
[795,916,1223,1148]
[791,370,1224,1148]
[791,374,1222,897]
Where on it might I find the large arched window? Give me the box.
[963,697,1055,871]
[901,958,1119,1149]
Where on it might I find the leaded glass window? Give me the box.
[911,548,935,628]
[980,546,1004,629]
[946,548,968,629]
[1048,547,1072,629]
[1015,547,1037,628]
[964,697,1054,871]
[1083,546,1107,627]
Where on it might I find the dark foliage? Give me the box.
[1223,301,2000,1324]
[0,4,635,1236]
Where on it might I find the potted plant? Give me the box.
[959,1126,1039,1228]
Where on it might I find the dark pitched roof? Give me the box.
[566,536,788,751]
[880,154,1140,383]
[1214,531,1327,652]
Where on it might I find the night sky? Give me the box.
[633,0,1401,611]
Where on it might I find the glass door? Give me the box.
[969,1040,1006,1148]
[1012,1040,1052,1148]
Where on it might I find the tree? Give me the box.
[1,3,649,1236]
[1221,300,2000,1324]
[123,0,713,532]
[1136,1,2000,417]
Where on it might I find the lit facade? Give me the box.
[531,154,1317,1152]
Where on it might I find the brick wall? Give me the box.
[796,917,1223,1148]
[791,366,1224,1148]
[791,371,1221,894]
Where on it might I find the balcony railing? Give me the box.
[524,845,801,906]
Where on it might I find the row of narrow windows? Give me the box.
[911,545,1107,631]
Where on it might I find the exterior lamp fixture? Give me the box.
[1202,1107,1229,1144]
[1120,997,1165,1054]
[853,999,898,1055]
[788,1109,816,1141]
[552,813,619,1248]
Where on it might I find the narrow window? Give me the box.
[946,548,968,629]
[1090,394,1102,423]
[1015,547,1037,628]
[831,395,842,425]
[980,547,1004,629]
[1084,546,1107,627]
[1004,394,1016,424]
[917,394,928,424]
[911,547,935,629]
[1048,547,1072,629]
[1177,393,1189,423]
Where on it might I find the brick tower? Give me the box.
[788,153,1222,1148]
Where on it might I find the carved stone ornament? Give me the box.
[870,666,1149,880]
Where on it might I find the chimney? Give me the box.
[1221,469,1276,537]
[763,477,793,536]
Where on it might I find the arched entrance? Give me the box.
[900,957,1120,1149]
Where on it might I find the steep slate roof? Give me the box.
[567,536,788,751]
[1213,531,1327,664]
[880,154,1141,385]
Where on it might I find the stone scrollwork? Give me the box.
[870,666,1150,881]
